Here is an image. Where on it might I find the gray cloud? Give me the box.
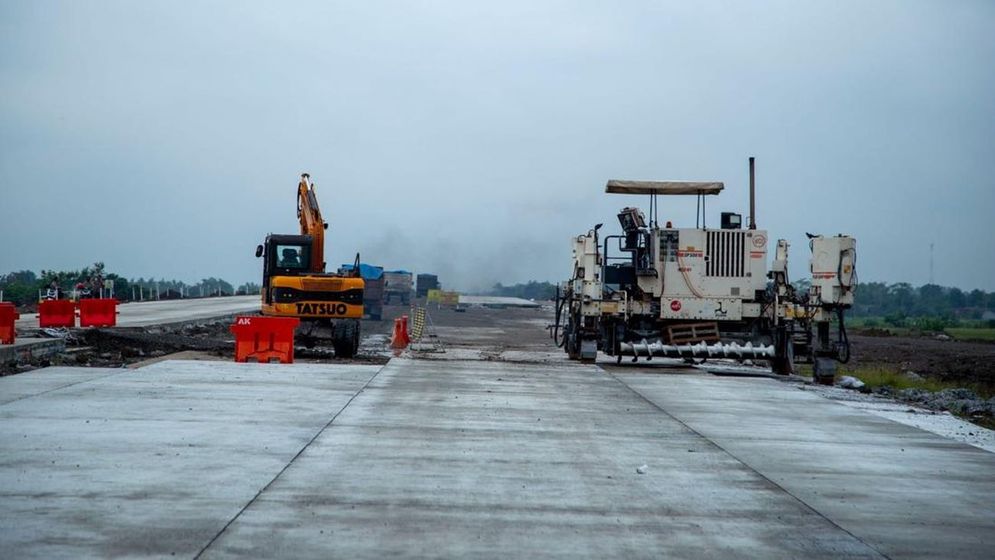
[2,0,993,290]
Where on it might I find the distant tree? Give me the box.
[916,284,947,315]
[237,282,261,295]
[888,282,915,311]
[2,270,37,285]
[105,273,131,300]
[194,277,234,297]
[0,270,39,304]
[948,287,966,309]
[967,289,987,308]
[0,265,250,304]
[864,282,889,313]
[488,281,556,300]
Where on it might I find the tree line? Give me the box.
[488,279,995,321]
[844,281,994,317]
[488,281,557,301]
[6,265,994,324]
[846,281,995,328]
[0,263,260,306]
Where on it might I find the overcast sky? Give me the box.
[2,1,993,292]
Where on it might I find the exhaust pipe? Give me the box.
[748,156,756,230]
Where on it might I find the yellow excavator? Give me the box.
[254,173,364,357]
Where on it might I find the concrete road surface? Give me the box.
[16,295,260,330]
[617,373,995,559]
[1,358,993,558]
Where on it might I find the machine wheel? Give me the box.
[566,334,580,360]
[770,327,795,375]
[332,320,360,359]
[564,310,582,360]
[813,357,837,385]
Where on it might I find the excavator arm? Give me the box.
[297,173,327,273]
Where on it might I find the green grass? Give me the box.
[850,323,995,341]
[842,366,951,393]
[796,363,992,398]
[944,327,995,342]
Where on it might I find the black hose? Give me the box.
[837,307,851,363]
[552,288,568,348]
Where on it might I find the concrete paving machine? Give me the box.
[552,158,856,381]
[255,173,363,357]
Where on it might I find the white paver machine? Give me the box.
[552,158,856,381]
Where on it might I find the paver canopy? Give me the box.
[605,180,724,195]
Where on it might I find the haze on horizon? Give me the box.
[2,1,993,292]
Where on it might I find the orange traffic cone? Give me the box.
[400,315,411,346]
[390,318,409,351]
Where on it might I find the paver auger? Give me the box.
[552,158,856,381]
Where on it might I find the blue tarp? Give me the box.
[385,269,411,274]
[339,263,384,280]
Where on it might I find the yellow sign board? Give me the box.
[439,291,459,306]
[427,289,459,306]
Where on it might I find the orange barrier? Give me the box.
[230,316,299,364]
[390,316,410,350]
[0,302,18,344]
[79,298,118,327]
[38,299,76,328]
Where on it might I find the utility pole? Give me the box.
[929,243,935,285]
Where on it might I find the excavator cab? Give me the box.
[257,234,315,305]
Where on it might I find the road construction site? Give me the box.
[1,296,994,559]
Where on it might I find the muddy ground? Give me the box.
[1,305,409,375]
[848,332,995,389]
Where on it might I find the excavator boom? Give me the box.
[297,173,326,273]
